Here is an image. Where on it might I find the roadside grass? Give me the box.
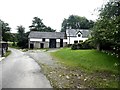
[8,42,20,49]
[51,48,119,74]
[3,50,11,57]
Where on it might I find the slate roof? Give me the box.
[66,29,90,38]
[28,31,66,39]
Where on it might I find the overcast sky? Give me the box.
[0,0,108,33]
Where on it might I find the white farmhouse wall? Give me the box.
[63,39,67,42]
[66,37,88,44]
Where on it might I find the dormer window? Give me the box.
[78,34,81,37]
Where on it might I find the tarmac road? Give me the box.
[1,48,52,88]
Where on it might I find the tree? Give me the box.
[17,25,28,48]
[0,19,11,41]
[61,15,94,32]
[29,17,45,31]
[29,17,55,32]
[91,0,120,55]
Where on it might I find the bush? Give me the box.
[71,44,78,50]
[65,44,72,47]
[12,42,16,46]
[71,40,94,50]
[71,43,83,50]
[81,40,93,49]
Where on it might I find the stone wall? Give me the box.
[56,42,60,48]
[29,39,67,49]
[34,42,40,48]
[44,42,49,48]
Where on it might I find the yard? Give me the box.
[51,48,119,74]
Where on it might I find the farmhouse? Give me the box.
[65,29,90,44]
[28,31,67,49]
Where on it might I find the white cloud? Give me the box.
[0,0,107,33]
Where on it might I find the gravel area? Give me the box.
[26,49,59,67]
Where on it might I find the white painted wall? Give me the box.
[56,39,60,42]
[66,37,88,44]
[30,37,88,45]
[30,38,42,42]
[46,39,49,42]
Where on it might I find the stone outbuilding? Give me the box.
[28,31,67,49]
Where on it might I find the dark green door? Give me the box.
[49,39,56,48]
[60,39,63,47]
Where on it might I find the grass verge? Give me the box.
[50,48,119,88]
[3,50,11,57]
[51,48,119,74]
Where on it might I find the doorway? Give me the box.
[49,39,56,48]
[60,39,63,47]
[40,43,44,48]
[30,43,34,49]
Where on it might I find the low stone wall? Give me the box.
[34,42,40,48]
[30,41,67,49]
[56,42,60,48]
[44,42,49,48]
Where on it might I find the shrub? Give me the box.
[81,40,93,49]
[65,44,72,47]
[71,44,77,50]
[12,42,16,46]
[71,39,94,50]
[71,43,83,50]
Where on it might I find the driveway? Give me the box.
[26,49,59,67]
[1,48,52,88]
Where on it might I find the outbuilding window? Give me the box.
[74,41,78,44]
[42,38,45,42]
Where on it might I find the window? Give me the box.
[74,41,78,44]
[79,40,83,43]
[78,34,81,37]
[42,38,45,42]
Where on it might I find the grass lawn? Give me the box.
[51,48,119,74]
